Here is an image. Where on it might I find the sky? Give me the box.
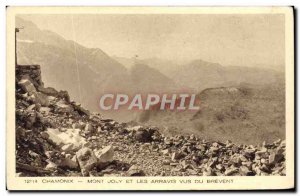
[20,14,285,70]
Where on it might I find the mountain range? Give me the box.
[16,17,285,143]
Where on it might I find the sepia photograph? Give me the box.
[6,7,294,190]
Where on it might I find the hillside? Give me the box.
[137,84,285,145]
[170,59,284,92]
[114,56,179,77]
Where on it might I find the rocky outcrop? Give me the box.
[15,65,286,177]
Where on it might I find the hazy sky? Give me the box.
[20,14,285,70]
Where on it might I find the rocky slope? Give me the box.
[16,65,286,177]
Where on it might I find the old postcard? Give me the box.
[6,7,294,190]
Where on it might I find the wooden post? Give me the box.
[15,27,23,66]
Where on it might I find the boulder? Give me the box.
[60,155,79,169]
[171,152,186,161]
[33,92,50,106]
[239,166,253,176]
[45,161,58,170]
[72,102,90,116]
[57,90,70,102]
[269,150,284,165]
[76,147,98,176]
[135,128,152,142]
[18,78,36,94]
[46,128,86,151]
[61,144,75,152]
[203,166,215,176]
[127,165,145,176]
[95,145,114,163]
[243,148,256,159]
[55,100,74,113]
[38,86,58,96]
[224,166,239,176]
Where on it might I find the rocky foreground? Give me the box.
[15,65,286,177]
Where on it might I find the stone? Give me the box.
[192,155,201,163]
[195,145,206,152]
[76,147,98,176]
[84,123,94,134]
[127,165,145,176]
[61,144,75,152]
[243,148,256,159]
[72,103,90,116]
[239,155,248,162]
[55,100,74,113]
[46,128,87,150]
[33,92,50,106]
[60,155,79,169]
[44,151,54,159]
[261,158,267,164]
[95,145,114,164]
[135,128,152,143]
[26,104,36,111]
[162,149,170,155]
[97,127,103,133]
[230,155,241,165]
[45,161,57,170]
[226,140,233,148]
[25,111,37,128]
[231,145,239,153]
[280,140,286,147]
[210,146,219,153]
[29,150,39,158]
[163,159,171,165]
[39,107,51,114]
[72,122,85,130]
[171,152,186,161]
[16,172,25,177]
[18,78,36,94]
[203,166,214,176]
[180,160,192,169]
[241,161,252,168]
[187,169,198,175]
[170,163,179,166]
[212,142,219,147]
[189,134,196,140]
[269,151,284,165]
[260,164,271,173]
[57,90,70,102]
[38,86,58,96]
[16,127,26,139]
[127,125,142,132]
[239,166,253,176]
[224,167,238,176]
[216,164,223,170]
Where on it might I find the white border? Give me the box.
[0,1,298,195]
